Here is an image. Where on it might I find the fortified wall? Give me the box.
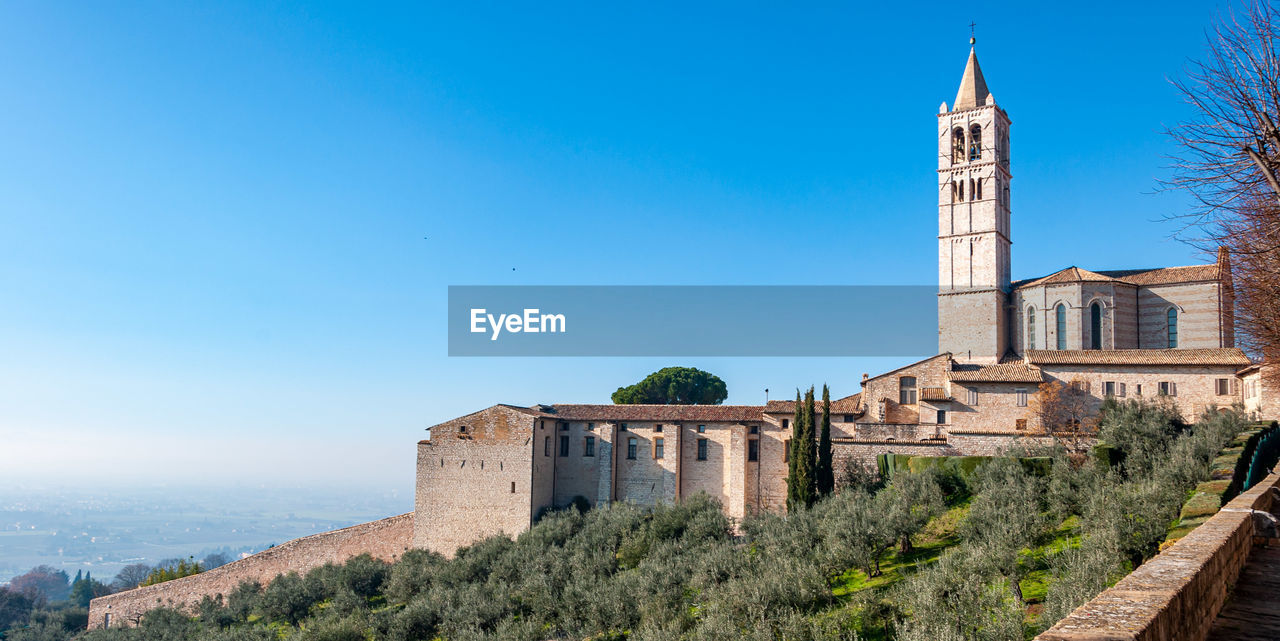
[87,513,413,629]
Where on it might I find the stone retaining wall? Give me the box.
[1036,472,1280,641]
[87,513,413,629]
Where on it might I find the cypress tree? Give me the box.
[787,390,806,512]
[817,383,835,496]
[801,386,817,507]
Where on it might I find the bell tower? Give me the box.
[937,39,1012,363]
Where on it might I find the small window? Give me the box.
[952,127,966,164]
[936,410,947,424]
[1016,419,1027,431]
[544,436,551,457]
[560,422,569,431]
[1215,379,1231,396]
[540,420,545,430]
[782,419,790,429]
[696,438,708,461]
[626,437,637,460]
[967,387,979,405]
[459,425,467,433]
[654,424,663,433]
[1158,381,1177,396]
[748,439,759,462]
[969,124,982,161]
[584,436,595,457]
[510,482,516,494]
[653,437,664,459]
[899,376,918,405]
[843,414,854,423]
[1136,384,1143,396]
[697,425,706,433]
[1015,388,1028,407]
[1104,381,1116,397]
[559,435,569,457]
[1071,380,1091,393]
[619,423,628,431]
[749,425,759,434]
[1167,308,1179,348]
[784,439,791,462]
[587,422,595,431]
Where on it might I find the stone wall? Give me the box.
[1038,363,1242,422]
[87,513,412,630]
[831,439,952,471]
[415,405,539,556]
[1036,471,1280,641]
[945,431,1058,456]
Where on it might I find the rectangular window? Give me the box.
[654,424,663,433]
[559,435,570,457]
[560,422,569,431]
[748,439,759,461]
[1119,382,1127,397]
[899,376,918,405]
[936,410,947,424]
[1016,419,1027,431]
[782,419,790,429]
[653,437,664,459]
[1136,384,1143,396]
[843,414,854,423]
[584,436,595,457]
[696,438,708,461]
[544,436,551,457]
[697,425,706,433]
[587,422,595,431]
[1216,378,1231,396]
[1015,388,1028,407]
[619,423,628,431]
[511,481,516,493]
[1104,381,1116,397]
[783,439,790,462]
[627,437,637,460]
[1158,381,1177,396]
[967,387,979,405]
[749,425,759,434]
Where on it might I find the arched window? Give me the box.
[1056,304,1067,350]
[969,178,976,201]
[975,178,982,200]
[1167,308,1179,348]
[1027,306,1037,350]
[1000,130,1009,167]
[957,179,964,201]
[1090,302,1102,350]
[969,124,982,161]
[952,127,965,164]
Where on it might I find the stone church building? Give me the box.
[88,41,1276,628]
[412,43,1262,556]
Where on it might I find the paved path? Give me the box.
[1206,544,1280,640]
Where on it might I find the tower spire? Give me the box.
[953,40,990,110]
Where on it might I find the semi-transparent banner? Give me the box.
[448,286,936,357]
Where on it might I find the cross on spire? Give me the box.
[969,22,977,45]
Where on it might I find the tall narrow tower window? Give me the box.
[1167,308,1179,348]
[1090,302,1103,350]
[953,127,966,164]
[975,178,982,200]
[969,124,982,161]
[1055,304,1067,350]
[1027,306,1037,350]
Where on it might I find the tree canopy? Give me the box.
[610,367,728,405]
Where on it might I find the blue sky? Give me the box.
[0,1,1233,492]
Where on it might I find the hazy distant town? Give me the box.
[0,485,410,585]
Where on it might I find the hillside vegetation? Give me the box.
[3,400,1248,641]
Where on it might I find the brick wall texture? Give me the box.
[87,512,412,629]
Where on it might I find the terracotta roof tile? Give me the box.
[1013,263,1221,291]
[764,393,862,415]
[1024,348,1251,366]
[542,404,765,422]
[921,387,951,401]
[948,363,1044,383]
